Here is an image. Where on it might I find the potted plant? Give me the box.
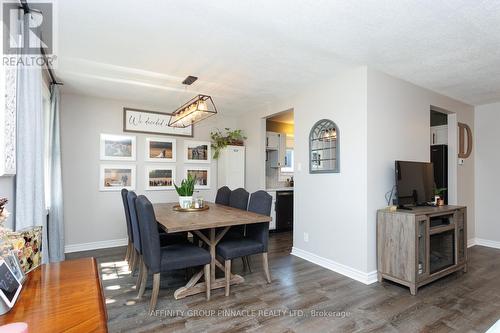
[433,187,447,206]
[174,174,195,208]
[210,128,247,159]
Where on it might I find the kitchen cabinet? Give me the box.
[266,132,286,168]
[217,145,245,189]
[266,132,280,150]
[430,125,447,145]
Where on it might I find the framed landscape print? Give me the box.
[123,108,193,137]
[146,137,176,162]
[185,167,210,189]
[145,166,175,190]
[99,165,136,191]
[100,134,136,161]
[184,141,211,163]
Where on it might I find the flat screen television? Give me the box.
[395,161,434,208]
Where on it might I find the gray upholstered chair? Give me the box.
[216,190,272,296]
[215,186,231,205]
[224,188,249,238]
[121,189,134,264]
[126,191,188,294]
[135,195,211,311]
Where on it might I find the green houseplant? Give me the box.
[210,128,247,159]
[433,187,447,206]
[174,174,196,208]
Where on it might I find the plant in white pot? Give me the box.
[174,174,196,208]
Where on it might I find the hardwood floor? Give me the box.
[67,232,500,333]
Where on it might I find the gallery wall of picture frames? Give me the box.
[99,133,211,192]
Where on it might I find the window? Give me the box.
[281,149,294,173]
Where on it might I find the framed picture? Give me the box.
[123,108,193,137]
[145,137,176,162]
[145,166,175,191]
[185,167,210,189]
[100,134,136,161]
[3,251,25,284]
[100,165,136,191]
[184,141,211,163]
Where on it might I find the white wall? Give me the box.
[366,69,475,272]
[240,67,370,276]
[60,93,238,251]
[239,66,475,282]
[474,102,500,247]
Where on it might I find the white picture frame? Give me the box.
[100,134,136,161]
[185,166,211,189]
[145,137,176,162]
[184,140,211,164]
[0,259,22,308]
[145,166,176,191]
[99,164,136,191]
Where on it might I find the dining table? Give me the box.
[153,201,272,299]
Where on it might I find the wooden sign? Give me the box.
[458,122,473,158]
[123,108,193,137]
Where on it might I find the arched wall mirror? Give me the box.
[309,119,339,173]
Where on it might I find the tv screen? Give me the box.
[395,161,434,207]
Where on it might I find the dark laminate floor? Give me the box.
[67,232,500,333]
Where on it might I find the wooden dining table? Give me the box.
[153,202,272,299]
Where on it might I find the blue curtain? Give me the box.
[47,85,64,262]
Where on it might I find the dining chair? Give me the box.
[215,186,231,205]
[224,188,249,238]
[127,191,189,294]
[135,195,212,311]
[121,189,134,265]
[216,190,272,296]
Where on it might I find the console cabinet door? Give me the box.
[416,216,429,282]
[455,209,466,264]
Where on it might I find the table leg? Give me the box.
[210,228,216,282]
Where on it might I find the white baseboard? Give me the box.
[473,238,500,250]
[291,247,377,285]
[468,238,476,248]
[65,238,128,253]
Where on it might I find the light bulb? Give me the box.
[197,99,208,111]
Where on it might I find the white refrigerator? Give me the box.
[217,145,245,189]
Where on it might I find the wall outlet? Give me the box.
[303,232,309,242]
[458,158,465,165]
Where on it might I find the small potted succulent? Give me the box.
[210,128,247,159]
[174,174,195,208]
[433,188,447,206]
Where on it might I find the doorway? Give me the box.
[430,109,449,204]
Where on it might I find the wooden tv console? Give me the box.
[377,205,467,295]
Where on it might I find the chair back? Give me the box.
[127,191,141,254]
[229,188,249,210]
[246,190,272,252]
[215,186,231,206]
[135,195,162,273]
[121,188,133,243]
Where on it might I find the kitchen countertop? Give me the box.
[265,188,294,192]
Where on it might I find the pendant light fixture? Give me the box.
[168,76,218,128]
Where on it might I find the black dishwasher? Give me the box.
[276,191,293,231]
